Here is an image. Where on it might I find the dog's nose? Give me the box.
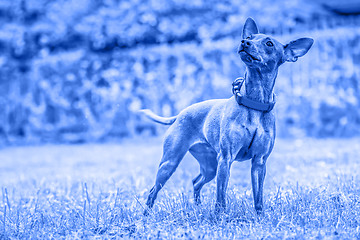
[241,40,251,47]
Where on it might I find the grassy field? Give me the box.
[1,137,360,239]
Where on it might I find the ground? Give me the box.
[0,137,360,239]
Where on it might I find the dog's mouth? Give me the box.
[238,49,261,62]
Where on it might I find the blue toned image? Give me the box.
[0,0,360,238]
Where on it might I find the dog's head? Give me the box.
[238,18,314,70]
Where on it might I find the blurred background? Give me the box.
[0,0,360,145]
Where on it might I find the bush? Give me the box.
[0,0,359,143]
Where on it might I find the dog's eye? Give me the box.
[266,41,273,47]
[246,35,251,39]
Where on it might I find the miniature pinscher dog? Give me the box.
[141,18,313,214]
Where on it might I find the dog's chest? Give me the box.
[222,109,275,161]
[242,124,273,159]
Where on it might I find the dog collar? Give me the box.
[232,77,276,112]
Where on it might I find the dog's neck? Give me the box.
[244,67,277,103]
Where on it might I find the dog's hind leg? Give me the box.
[145,130,191,212]
[189,143,217,204]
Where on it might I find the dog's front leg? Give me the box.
[251,157,267,214]
[215,156,231,213]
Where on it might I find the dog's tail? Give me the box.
[139,109,177,125]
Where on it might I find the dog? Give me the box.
[141,18,313,214]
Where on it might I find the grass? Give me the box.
[0,137,360,239]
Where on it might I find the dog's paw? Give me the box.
[143,208,151,216]
[255,206,265,217]
[214,202,226,215]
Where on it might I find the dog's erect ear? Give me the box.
[284,38,314,62]
[242,18,259,39]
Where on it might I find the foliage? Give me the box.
[0,0,359,143]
